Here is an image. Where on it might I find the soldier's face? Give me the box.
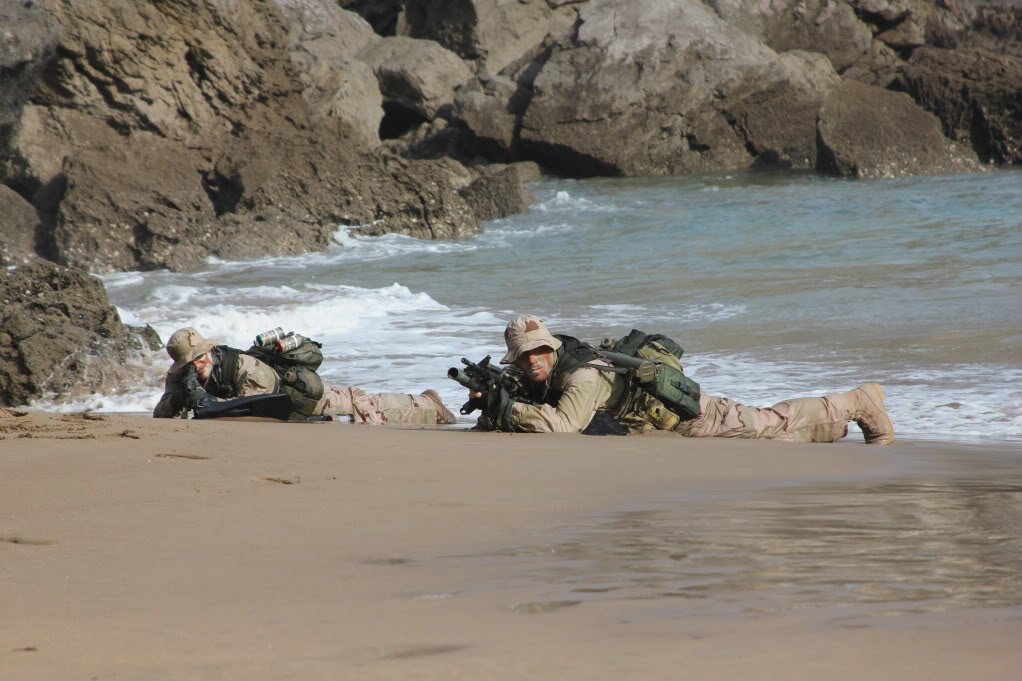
[191,352,213,381]
[515,347,555,383]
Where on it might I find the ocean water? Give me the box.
[33,168,1022,443]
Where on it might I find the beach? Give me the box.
[2,411,1018,680]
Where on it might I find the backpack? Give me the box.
[245,336,325,417]
[599,329,701,426]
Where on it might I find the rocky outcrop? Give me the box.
[458,164,535,221]
[704,0,873,72]
[399,0,582,76]
[0,262,161,408]
[357,36,474,137]
[2,0,495,274]
[278,0,384,147]
[816,79,982,178]
[0,185,43,267]
[896,47,1021,165]
[518,0,835,176]
[0,2,59,190]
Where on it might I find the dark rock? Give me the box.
[0,185,42,267]
[816,79,983,178]
[399,0,581,75]
[897,46,1021,165]
[705,0,873,72]
[458,165,534,221]
[0,0,59,182]
[0,262,160,407]
[519,0,839,177]
[356,36,474,125]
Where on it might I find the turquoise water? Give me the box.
[56,168,1022,442]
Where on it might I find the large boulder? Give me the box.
[0,262,161,408]
[0,0,59,182]
[0,186,42,267]
[518,0,833,176]
[399,0,582,75]
[457,164,534,221]
[275,0,385,147]
[357,36,474,129]
[896,46,1021,165]
[703,0,873,72]
[816,79,983,178]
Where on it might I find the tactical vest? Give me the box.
[244,338,326,419]
[206,346,278,400]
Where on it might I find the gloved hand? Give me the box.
[484,385,516,431]
[181,365,212,409]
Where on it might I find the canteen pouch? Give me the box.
[647,363,700,421]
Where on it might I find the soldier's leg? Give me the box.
[316,386,456,425]
[675,385,893,444]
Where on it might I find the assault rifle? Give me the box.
[447,355,535,416]
[181,364,292,420]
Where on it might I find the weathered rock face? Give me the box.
[2,0,489,274]
[518,0,834,176]
[399,0,582,75]
[0,262,161,408]
[357,36,474,133]
[704,0,873,72]
[0,185,43,267]
[896,47,1021,165]
[0,1,59,186]
[277,0,384,147]
[457,164,535,221]
[816,79,982,178]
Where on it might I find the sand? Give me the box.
[1,410,1019,680]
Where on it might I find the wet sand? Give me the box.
[1,410,1019,680]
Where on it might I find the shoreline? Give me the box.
[2,412,1019,680]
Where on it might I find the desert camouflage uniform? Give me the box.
[154,329,455,424]
[501,315,894,444]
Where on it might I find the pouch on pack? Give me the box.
[600,328,700,421]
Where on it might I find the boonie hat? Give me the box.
[166,327,217,373]
[500,314,562,364]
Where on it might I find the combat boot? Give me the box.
[421,389,458,425]
[844,383,895,445]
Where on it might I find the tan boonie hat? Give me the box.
[500,314,562,364]
[166,327,217,373]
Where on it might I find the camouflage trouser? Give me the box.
[673,391,851,443]
[316,386,455,425]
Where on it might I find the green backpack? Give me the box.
[599,329,701,426]
[245,336,325,417]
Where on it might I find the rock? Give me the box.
[399,0,582,75]
[816,79,983,178]
[844,39,906,88]
[450,73,522,160]
[897,46,1021,165]
[0,0,59,181]
[519,0,833,176]
[458,165,534,221]
[275,0,385,147]
[357,36,474,131]
[0,185,42,267]
[704,0,873,72]
[0,262,161,407]
[725,50,841,170]
[340,0,405,35]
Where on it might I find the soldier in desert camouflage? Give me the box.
[469,314,894,444]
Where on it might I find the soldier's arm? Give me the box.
[509,366,611,433]
[153,374,187,418]
[234,354,279,397]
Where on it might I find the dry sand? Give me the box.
[1,410,1019,680]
